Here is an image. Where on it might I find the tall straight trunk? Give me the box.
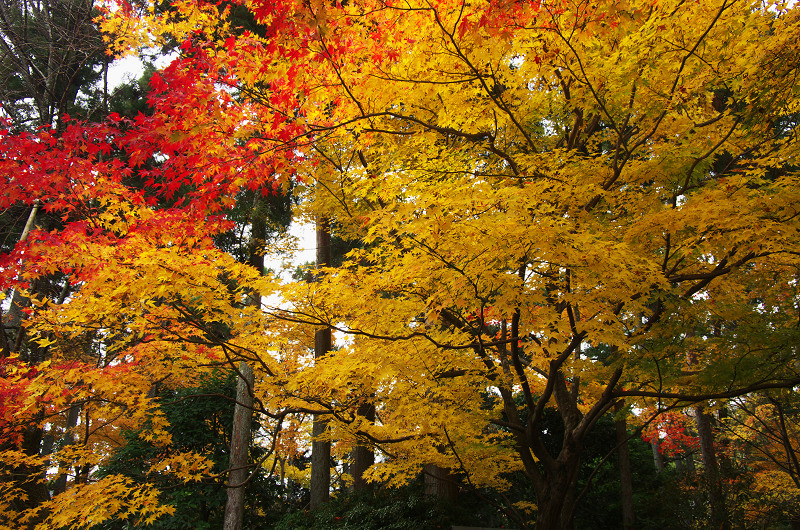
[423,464,458,502]
[310,217,332,508]
[685,452,696,475]
[695,405,729,530]
[10,422,51,529]
[53,404,81,495]
[651,438,665,472]
[223,361,255,530]
[348,150,374,493]
[351,402,375,492]
[223,197,267,529]
[0,201,50,529]
[348,149,374,494]
[615,402,636,530]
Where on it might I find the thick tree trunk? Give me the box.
[310,326,332,508]
[423,464,459,502]
[349,150,374,493]
[310,217,332,509]
[685,452,696,475]
[615,402,636,530]
[12,424,51,529]
[223,361,255,530]
[695,405,729,530]
[0,201,49,529]
[534,463,581,530]
[529,430,584,530]
[351,402,375,492]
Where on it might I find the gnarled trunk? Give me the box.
[534,456,582,530]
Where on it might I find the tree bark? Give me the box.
[651,437,665,472]
[14,424,50,529]
[615,402,636,530]
[351,402,375,492]
[695,405,729,530]
[534,459,582,530]
[223,195,269,528]
[52,403,81,495]
[223,361,255,530]
[310,217,332,509]
[423,464,458,502]
[2,200,40,356]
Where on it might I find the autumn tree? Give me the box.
[0,24,301,525]
[2,0,800,529]
[260,1,800,527]
[264,1,800,527]
[0,0,114,514]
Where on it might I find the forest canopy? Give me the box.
[1,0,799,528]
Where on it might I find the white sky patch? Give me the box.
[105,49,179,91]
[287,221,317,268]
[262,221,316,281]
[106,54,146,88]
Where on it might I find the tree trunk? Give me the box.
[534,463,581,530]
[423,464,458,502]
[223,195,269,528]
[0,201,49,529]
[615,402,636,530]
[53,403,81,495]
[351,402,375,492]
[528,429,585,530]
[310,328,332,508]
[310,217,332,509]
[651,437,664,472]
[349,152,374,494]
[223,361,255,530]
[11,423,51,529]
[695,405,729,530]
[2,200,40,356]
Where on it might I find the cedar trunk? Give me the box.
[223,197,267,529]
[310,217,332,508]
[695,405,729,530]
[615,401,636,530]
[351,402,375,492]
[223,362,255,530]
